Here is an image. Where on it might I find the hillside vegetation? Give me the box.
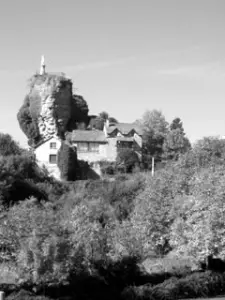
[1,132,225,299]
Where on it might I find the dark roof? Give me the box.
[107,123,143,136]
[70,130,107,143]
[34,136,54,149]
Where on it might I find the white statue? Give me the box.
[40,55,46,75]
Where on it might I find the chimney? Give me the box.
[105,119,109,127]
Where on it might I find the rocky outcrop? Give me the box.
[29,73,73,141]
[17,73,73,146]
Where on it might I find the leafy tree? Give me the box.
[127,168,185,258]
[163,118,191,161]
[89,112,118,130]
[0,198,72,285]
[17,95,41,147]
[170,167,225,264]
[99,111,109,121]
[0,153,48,205]
[89,116,105,130]
[67,94,89,131]
[0,133,23,156]
[192,136,225,168]
[109,117,118,124]
[170,117,184,132]
[116,149,140,173]
[138,110,168,165]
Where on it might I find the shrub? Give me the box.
[0,133,23,156]
[0,154,50,205]
[116,149,140,173]
[99,161,116,175]
[6,290,52,300]
[1,198,73,286]
[17,95,41,147]
[121,271,225,300]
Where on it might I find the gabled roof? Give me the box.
[34,136,55,149]
[69,130,107,143]
[106,123,143,136]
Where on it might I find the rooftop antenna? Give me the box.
[40,55,46,75]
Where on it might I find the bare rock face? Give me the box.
[28,73,73,141]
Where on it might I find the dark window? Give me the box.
[49,154,57,164]
[50,142,57,149]
[117,141,133,149]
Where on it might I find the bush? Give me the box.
[99,161,116,175]
[0,154,50,205]
[6,290,52,300]
[0,133,23,156]
[121,271,225,300]
[116,149,140,173]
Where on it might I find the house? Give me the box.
[34,136,62,179]
[34,122,143,179]
[104,121,143,161]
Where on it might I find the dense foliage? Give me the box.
[57,142,78,181]
[116,149,140,173]
[17,95,41,147]
[3,130,225,299]
[67,94,89,131]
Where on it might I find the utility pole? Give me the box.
[151,156,155,177]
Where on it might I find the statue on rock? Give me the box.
[17,56,73,146]
[40,55,46,75]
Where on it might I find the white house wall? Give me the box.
[105,137,118,161]
[35,137,61,179]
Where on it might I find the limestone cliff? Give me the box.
[29,73,72,140]
[17,73,73,146]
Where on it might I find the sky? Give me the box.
[0,0,225,147]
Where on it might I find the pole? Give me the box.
[151,156,154,177]
[0,291,5,300]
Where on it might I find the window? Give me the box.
[49,154,57,164]
[77,142,89,152]
[50,142,57,149]
[89,143,99,153]
[77,142,100,153]
[117,141,133,149]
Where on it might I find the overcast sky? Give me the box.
[0,0,225,146]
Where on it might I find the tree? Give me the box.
[0,152,48,205]
[109,117,118,124]
[99,111,109,121]
[0,198,72,285]
[170,117,184,132]
[170,167,225,264]
[116,149,140,173]
[89,116,105,130]
[89,112,118,130]
[67,94,89,131]
[163,118,191,161]
[138,110,168,166]
[17,95,41,147]
[192,136,225,168]
[0,133,23,156]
